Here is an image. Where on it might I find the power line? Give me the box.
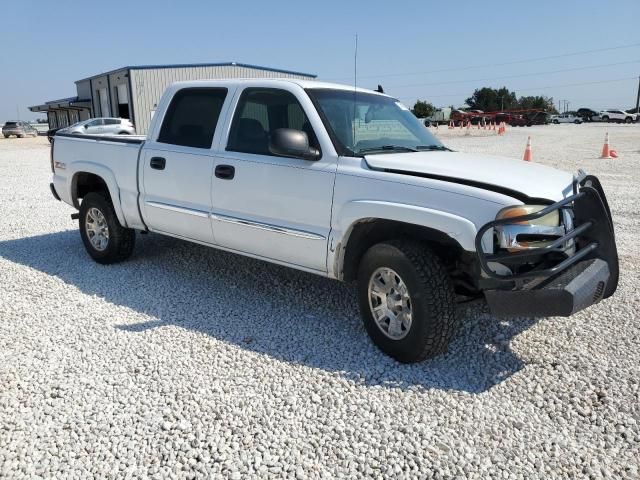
[385,60,640,89]
[394,76,637,101]
[325,42,640,81]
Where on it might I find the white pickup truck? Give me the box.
[50,78,619,362]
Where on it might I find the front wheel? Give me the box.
[625,117,632,124]
[357,240,457,363]
[601,116,609,122]
[79,192,135,264]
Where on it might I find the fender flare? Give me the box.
[337,200,479,250]
[329,200,482,279]
[68,161,127,227]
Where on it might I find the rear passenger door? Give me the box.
[210,87,337,273]
[84,119,104,135]
[140,87,229,243]
[103,118,121,134]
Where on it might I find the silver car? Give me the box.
[61,118,136,136]
[3,121,39,138]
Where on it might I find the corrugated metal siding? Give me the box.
[131,65,314,134]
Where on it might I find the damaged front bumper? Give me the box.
[476,174,619,317]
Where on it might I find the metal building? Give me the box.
[30,62,316,134]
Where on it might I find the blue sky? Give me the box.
[1,0,639,121]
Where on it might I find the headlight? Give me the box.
[496,205,559,227]
[495,205,563,251]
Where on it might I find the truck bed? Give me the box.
[52,133,147,230]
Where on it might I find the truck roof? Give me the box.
[166,78,392,98]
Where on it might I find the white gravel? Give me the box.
[1,127,639,479]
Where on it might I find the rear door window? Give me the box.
[157,88,228,149]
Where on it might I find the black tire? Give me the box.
[79,192,135,264]
[625,117,632,124]
[357,240,457,363]
[601,116,609,122]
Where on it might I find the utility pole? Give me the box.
[635,76,640,115]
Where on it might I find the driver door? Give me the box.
[210,87,337,272]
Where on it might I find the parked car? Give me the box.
[49,78,619,363]
[576,108,601,122]
[599,110,636,124]
[524,111,550,125]
[60,118,136,136]
[2,121,38,138]
[552,114,583,124]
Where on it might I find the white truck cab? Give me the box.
[50,78,619,362]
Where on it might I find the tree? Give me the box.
[412,100,435,118]
[518,95,557,113]
[465,87,517,111]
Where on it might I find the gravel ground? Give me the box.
[0,126,639,479]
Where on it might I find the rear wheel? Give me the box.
[357,240,457,363]
[79,192,135,264]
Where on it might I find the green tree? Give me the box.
[412,100,435,118]
[518,95,557,113]
[465,87,517,111]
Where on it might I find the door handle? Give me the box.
[150,157,166,170]
[215,164,235,180]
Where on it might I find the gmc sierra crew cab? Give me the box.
[50,79,619,363]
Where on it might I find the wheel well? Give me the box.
[341,219,480,295]
[72,172,111,208]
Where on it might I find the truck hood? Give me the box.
[364,151,575,201]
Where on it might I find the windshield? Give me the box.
[306,89,445,156]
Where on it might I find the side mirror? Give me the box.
[84,124,89,129]
[269,128,320,160]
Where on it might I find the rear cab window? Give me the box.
[158,88,228,149]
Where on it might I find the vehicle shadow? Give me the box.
[0,230,538,394]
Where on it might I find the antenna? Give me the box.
[353,33,358,149]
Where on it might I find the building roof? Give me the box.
[74,62,316,83]
[29,96,92,112]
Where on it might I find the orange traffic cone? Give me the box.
[601,132,611,159]
[523,136,532,161]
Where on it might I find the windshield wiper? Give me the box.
[415,145,452,151]
[358,145,419,154]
